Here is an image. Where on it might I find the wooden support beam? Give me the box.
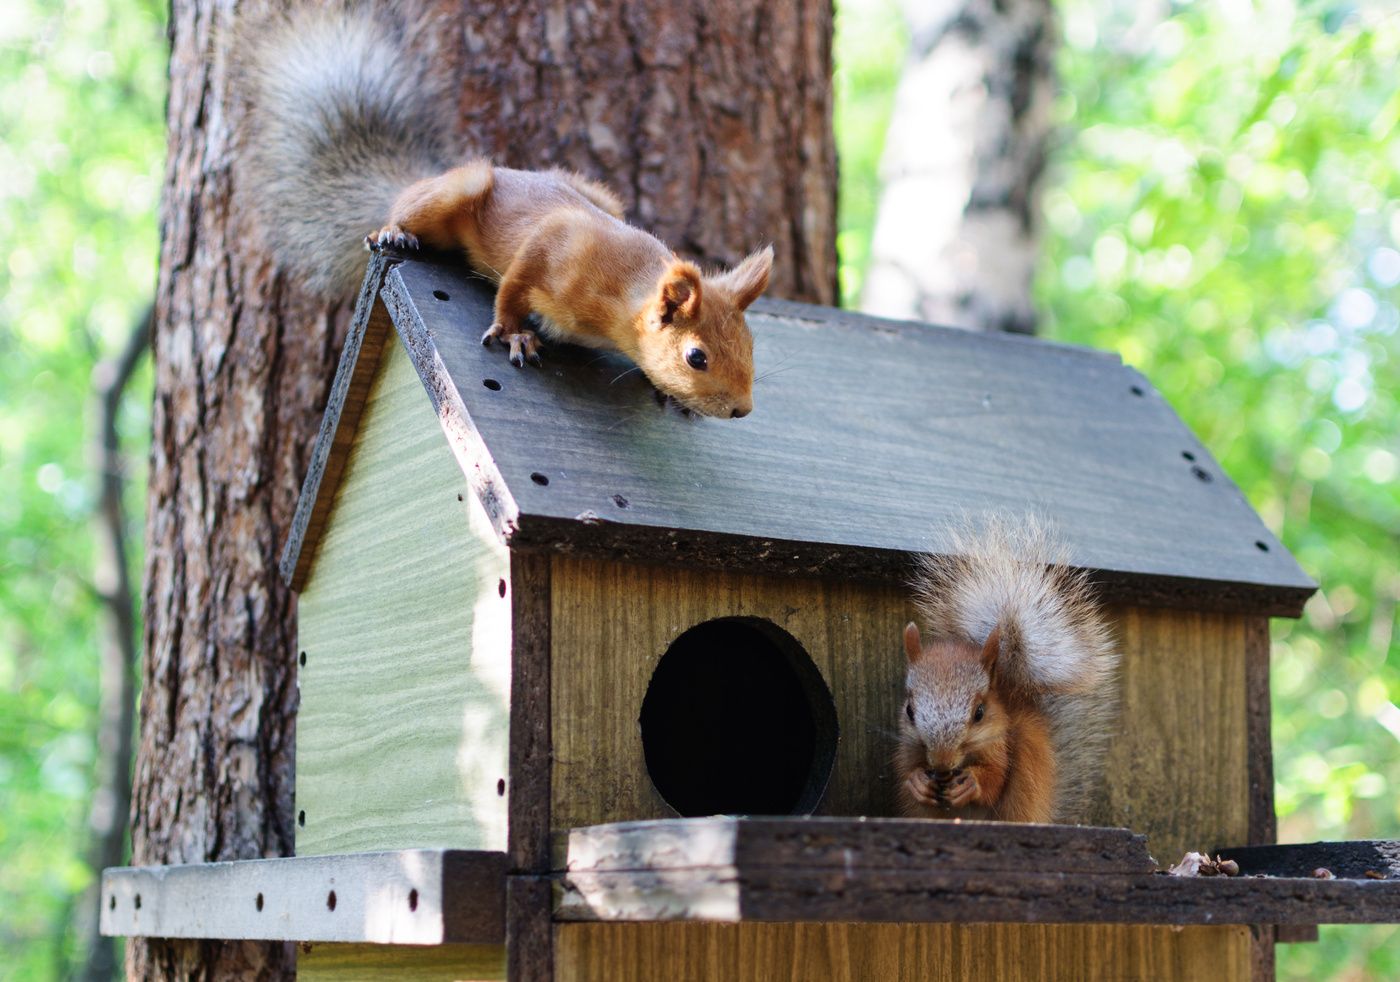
[100,850,506,944]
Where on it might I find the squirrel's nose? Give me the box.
[730,400,752,418]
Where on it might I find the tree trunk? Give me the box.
[128,1,835,980]
[860,0,1056,334]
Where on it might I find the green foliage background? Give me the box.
[2,0,1399,977]
[1039,1,1400,975]
[0,0,162,977]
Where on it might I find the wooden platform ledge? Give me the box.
[102,820,1400,943]
[553,818,1400,927]
[101,849,506,944]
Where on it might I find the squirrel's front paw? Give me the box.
[365,224,420,251]
[481,323,543,368]
[945,770,980,807]
[904,769,943,808]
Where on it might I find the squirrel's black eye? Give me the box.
[973,703,984,723]
[685,348,708,371]
[906,703,914,722]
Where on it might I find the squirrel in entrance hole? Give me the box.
[896,516,1119,824]
[233,3,770,419]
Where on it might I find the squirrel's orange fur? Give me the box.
[234,4,771,419]
[895,515,1119,825]
[370,162,770,419]
[896,628,1058,823]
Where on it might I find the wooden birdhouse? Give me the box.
[104,252,1400,982]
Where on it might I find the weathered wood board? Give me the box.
[281,251,396,591]
[554,923,1251,982]
[296,335,512,856]
[315,258,1317,616]
[100,850,506,943]
[1090,607,1250,862]
[551,819,1400,928]
[298,942,505,982]
[557,865,1400,926]
[550,558,1248,864]
[556,818,1157,875]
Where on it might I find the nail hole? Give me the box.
[1191,466,1212,483]
[498,579,507,598]
[134,894,141,910]
[483,378,502,391]
[1256,541,1270,552]
[327,890,337,911]
[1181,451,1196,461]
[1130,385,1144,396]
[531,473,549,486]
[298,651,306,667]
[497,778,506,796]
[109,895,115,910]
[256,893,264,912]
[298,810,305,827]
[433,290,450,301]
[457,493,463,501]
[612,494,629,508]
[409,889,418,912]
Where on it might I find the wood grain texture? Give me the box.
[296,336,512,856]
[1243,616,1280,979]
[554,922,1250,982]
[508,876,555,982]
[281,253,397,591]
[556,866,1400,926]
[371,259,1314,617]
[549,557,915,829]
[558,818,1155,874]
[1090,607,1250,864]
[509,553,553,874]
[551,560,1249,869]
[1244,616,1277,848]
[297,942,504,982]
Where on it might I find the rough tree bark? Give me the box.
[128,1,835,980]
[861,0,1056,334]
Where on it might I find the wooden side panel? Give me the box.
[550,557,914,828]
[1091,607,1250,863]
[297,942,505,982]
[551,561,1249,868]
[296,337,513,855]
[555,923,1250,982]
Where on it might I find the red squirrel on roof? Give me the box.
[234,2,770,419]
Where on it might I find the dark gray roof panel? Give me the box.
[293,256,1315,615]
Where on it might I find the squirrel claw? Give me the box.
[369,225,419,251]
[488,327,541,369]
[904,771,943,808]
[945,772,979,807]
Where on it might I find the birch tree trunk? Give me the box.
[861,0,1056,334]
[128,1,835,980]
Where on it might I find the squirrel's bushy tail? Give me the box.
[233,1,455,299]
[912,514,1119,823]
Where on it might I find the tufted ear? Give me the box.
[657,261,703,324]
[715,245,773,310]
[980,625,1002,686]
[903,622,923,664]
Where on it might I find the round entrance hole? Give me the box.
[639,617,838,817]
